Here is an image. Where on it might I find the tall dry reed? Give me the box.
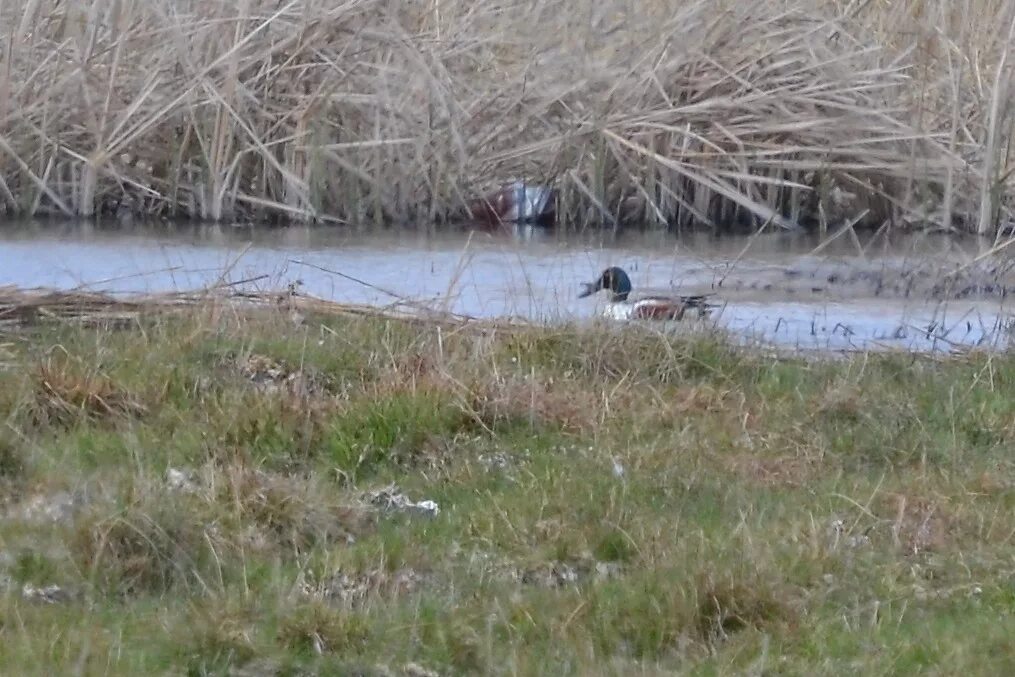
[0,0,1012,233]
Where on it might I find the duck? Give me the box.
[578,266,713,320]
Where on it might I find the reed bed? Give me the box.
[0,0,1012,233]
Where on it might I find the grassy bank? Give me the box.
[1,304,1014,674]
[0,0,1013,233]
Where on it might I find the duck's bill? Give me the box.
[577,282,596,298]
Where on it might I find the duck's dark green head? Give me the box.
[578,266,633,302]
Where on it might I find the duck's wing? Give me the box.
[632,294,715,320]
[638,293,714,309]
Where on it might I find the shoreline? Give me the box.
[2,285,1011,357]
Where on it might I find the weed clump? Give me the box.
[32,354,146,426]
[694,572,792,643]
[180,597,261,675]
[11,549,60,587]
[322,393,471,477]
[593,529,637,564]
[212,464,368,554]
[70,466,368,595]
[277,603,368,656]
[467,375,600,433]
[70,497,208,595]
[0,433,26,480]
[215,391,337,469]
[504,330,745,385]
[586,566,793,658]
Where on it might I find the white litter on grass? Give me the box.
[477,451,511,471]
[414,500,440,516]
[365,485,440,517]
[297,567,427,605]
[403,662,441,677]
[166,467,200,494]
[828,517,872,550]
[22,583,74,604]
[16,491,85,525]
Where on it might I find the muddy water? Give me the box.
[1,220,1012,353]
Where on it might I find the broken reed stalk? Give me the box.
[0,285,514,330]
[0,0,1011,233]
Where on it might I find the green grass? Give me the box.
[1,308,1014,675]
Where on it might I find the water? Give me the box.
[1,220,1012,353]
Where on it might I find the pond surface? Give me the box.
[1,220,1012,353]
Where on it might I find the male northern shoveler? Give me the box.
[578,266,713,320]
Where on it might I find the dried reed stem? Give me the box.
[0,0,1010,232]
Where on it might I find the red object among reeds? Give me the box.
[467,181,556,226]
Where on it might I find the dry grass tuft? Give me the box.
[213,463,367,553]
[816,381,865,421]
[0,432,27,481]
[70,499,206,595]
[727,452,820,488]
[879,491,955,555]
[32,354,146,425]
[373,350,452,398]
[277,602,368,656]
[694,572,794,643]
[670,386,737,415]
[0,0,1011,231]
[70,464,369,595]
[181,598,261,672]
[467,375,601,433]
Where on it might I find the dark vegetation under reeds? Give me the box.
[0,0,1013,234]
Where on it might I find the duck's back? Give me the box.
[604,294,711,321]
